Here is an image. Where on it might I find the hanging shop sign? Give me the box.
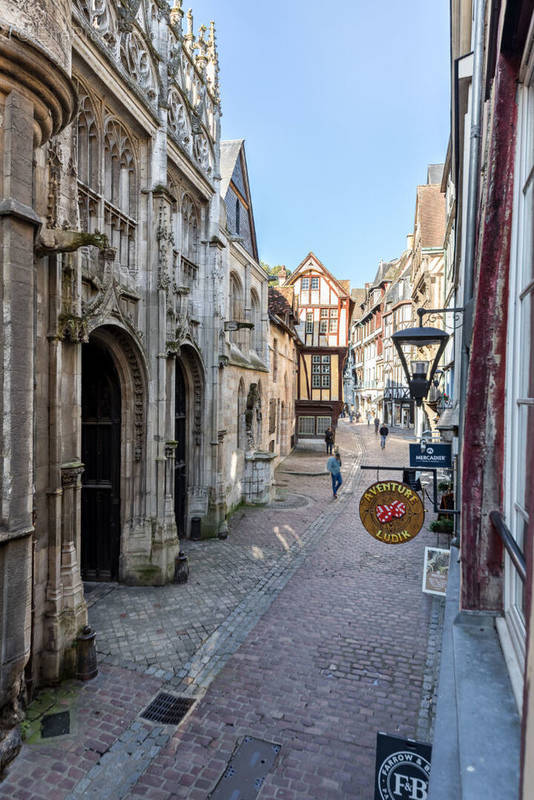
[375,733,432,800]
[359,481,424,544]
[409,443,452,469]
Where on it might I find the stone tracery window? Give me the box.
[103,118,137,273]
[76,91,100,239]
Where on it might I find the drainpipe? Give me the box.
[457,0,486,541]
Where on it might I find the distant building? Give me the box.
[284,253,353,438]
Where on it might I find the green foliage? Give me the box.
[429,519,454,533]
[261,262,292,283]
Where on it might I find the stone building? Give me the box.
[267,283,301,461]
[217,139,273,513]
[0,0,285,767]
[351,260,396,422]
[381,250,414,428]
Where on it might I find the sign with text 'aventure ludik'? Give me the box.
[409,443,452,470]
[375,733,432,800]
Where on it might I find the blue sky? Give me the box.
[188,0,450,287]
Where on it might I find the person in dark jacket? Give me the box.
[324,426,334,454]
[379,423,389,449]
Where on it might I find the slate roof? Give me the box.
[220,139,244,198]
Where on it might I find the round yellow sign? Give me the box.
[359,480,425,544]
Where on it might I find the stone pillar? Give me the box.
[0,90,40,771]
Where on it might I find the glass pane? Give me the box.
[322,355,330,363]
[312,355,320,363]
[514,513,527,616]
[320,308,329,318]
[316,416,331,434]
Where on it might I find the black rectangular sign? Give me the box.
[375,732,432,800]
[409,443,452,469]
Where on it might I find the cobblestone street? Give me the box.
[0,421,445,799]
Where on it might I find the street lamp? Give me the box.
[391,327,449,407]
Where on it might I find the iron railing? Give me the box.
[489,510,526,583]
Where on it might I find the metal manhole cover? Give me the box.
[209,736,281,799]
[140,693,195,725]
[41,710,70,738]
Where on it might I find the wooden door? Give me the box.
[174,362,187,536]
[81,341,121,580]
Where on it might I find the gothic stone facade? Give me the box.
[0,0,258,766]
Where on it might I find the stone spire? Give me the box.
[195,24,208,73]
[207,20,220,104]
[170,0,184,32]
[184,8,195,53]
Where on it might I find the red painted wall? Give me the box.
[461,54,518,610]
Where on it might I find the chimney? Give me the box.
[278,265,287,286]
[406,234,414,251]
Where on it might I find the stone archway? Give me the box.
[82,324,148,581]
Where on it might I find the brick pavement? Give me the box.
[0,421,445,799]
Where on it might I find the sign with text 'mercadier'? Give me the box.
[409,443,452,469]
[359,481,425,544]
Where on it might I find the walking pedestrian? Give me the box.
[326,449,342,498]
[367,411,371,426]
[374,416,380,434]
[324,425,334,454]
[379,423,389,449]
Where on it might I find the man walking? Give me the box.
[326,449,342,498]
[379,422,389,449]
[374,416,380,434]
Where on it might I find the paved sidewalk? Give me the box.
[0,421,444,799]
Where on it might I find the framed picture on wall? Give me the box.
[422,546,450,596]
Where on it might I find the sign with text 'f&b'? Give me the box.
[375,733,432,800]
[409,443,452,469]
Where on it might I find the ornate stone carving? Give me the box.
[61,462,85,487]
[47,139,62,229]
[120,29,157,103]
[58,314,90,343]
[115,330,145,461]
[117,0,142,32]
[167,89,191,152]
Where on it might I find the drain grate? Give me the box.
[140,693,195,725]
[210,736,281,799]
[41,710,70,738]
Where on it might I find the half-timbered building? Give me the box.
[284,253,353,439]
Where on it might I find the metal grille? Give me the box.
[140,693,195,725]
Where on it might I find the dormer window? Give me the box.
[235,198,240,235]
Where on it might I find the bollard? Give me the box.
[76,625,98,681]
[174,551,189,584]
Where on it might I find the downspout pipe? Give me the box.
[457,0,486,541]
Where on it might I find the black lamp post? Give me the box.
[391,327,449,406]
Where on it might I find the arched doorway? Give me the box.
[175,360,187,536]
[81,340,121,580]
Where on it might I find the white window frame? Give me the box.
[502,74,534,701]
[311,276,319,289]
[316,416,332,435]
[301,277,309,290]
[298,415,315,435]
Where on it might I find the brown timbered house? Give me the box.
[284,253,353,438]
